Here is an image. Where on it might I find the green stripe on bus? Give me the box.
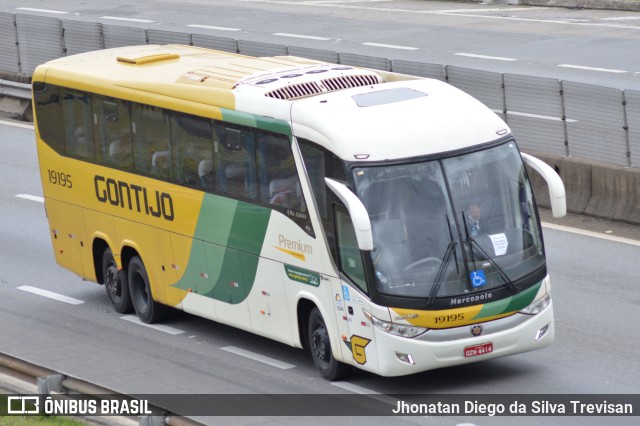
[221,108,292,135]
[474,281,542,319]
[176,193,271,303]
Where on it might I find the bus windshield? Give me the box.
[353,141,544,300]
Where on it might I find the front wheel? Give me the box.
[127,256,168,324]
[308,307,350,381]
[102,247,133,313]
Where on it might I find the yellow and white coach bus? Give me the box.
[32,44,566,379]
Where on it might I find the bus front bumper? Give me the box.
[372,302,555,377]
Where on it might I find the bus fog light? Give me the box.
[535,324,549,341]
[395,352,415,365]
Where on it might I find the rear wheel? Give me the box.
[308,307,350,381]
[102,248,132,313]
[127,256,168,323]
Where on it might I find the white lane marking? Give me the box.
[273,33,331,41]
[437,12,640,30]
[17,286,84,305]
[237,2,640,30]
[557,64,627,74]
[362,42,418,51]
[542,222,640,248]
[100,16,155,23]
[331,381,402,407]
[456,52,517,62]
[15,194,44,203]
[187,24,242,31]
[0,119,34,130]
[16,7,68,14]
[239,1,532,14]
[602,16,640,21]
[120,315,186,335]
[221,346,295,369]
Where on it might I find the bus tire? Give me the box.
[102,247,133,313]
[127,256,168,324]
[308,307,350,381]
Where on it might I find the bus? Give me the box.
[32,44,566,379]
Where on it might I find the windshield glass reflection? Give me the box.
[353,141,544,300]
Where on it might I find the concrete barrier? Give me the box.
[526,149,640,226]
[586,163,640,224]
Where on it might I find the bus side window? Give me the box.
[257,132,303,212]
[132,104,171,180]
[335,207,368,294]
[215,123,256,199]
[93,97,132,169]
[33,83,64,154]
[298,142,327,219]
[171,113,213,188]
[299,139,347,257]
[60,89,94,159]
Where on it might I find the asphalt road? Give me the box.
[1,0,640,89]
[1,118,639,425]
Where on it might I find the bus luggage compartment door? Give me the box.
[45,198,88,278]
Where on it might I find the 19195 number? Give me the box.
[435,313,464,324]
[48,169,72,188]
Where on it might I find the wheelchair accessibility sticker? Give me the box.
[470,270,487,288]
[342,285,351,302]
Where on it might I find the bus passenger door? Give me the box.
[334,208,378,373]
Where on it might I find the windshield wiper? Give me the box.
[462,211,517,293]
[426,215,458,306]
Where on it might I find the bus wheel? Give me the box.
[102,248,133,313]
[308,307,350,381]
[127,256,167,324]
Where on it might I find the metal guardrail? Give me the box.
[1,10,639,169]
[0,352,203,426]
[0,79,30,100]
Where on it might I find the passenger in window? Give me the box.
[151,151,170,177]
[467,202,482,237]
[198,159,215,190]
[109,139,132,168]
[269,176,302,210]
[181,157,200,186]
[71,127,92,158]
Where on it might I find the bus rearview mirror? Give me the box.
[521,153,566,219]
[325,178,374,251]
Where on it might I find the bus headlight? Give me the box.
[363,310,428,338]
[519,293,551,315]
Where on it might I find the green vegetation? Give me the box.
[1,394,87,425]
[0,416,87,425]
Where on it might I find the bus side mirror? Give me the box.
[325,178,374,251]
[521,153,566,218]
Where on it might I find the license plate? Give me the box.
[464,342,493,358]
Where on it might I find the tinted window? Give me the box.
[93,97,132,169]
[172,114,213,188]
[33,84,64,152]
[215,123,256,199]
[61,90,94,159]
[132,104,171,180]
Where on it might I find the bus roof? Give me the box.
[34,44,511,162]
